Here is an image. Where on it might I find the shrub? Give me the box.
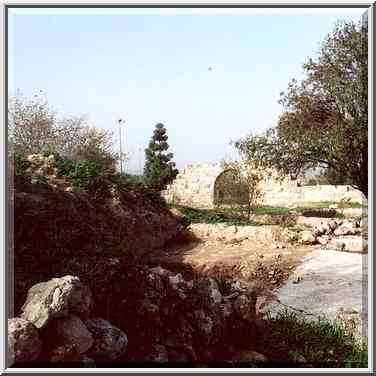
[53,157,102,189]
[14,152,30,177]
[301,209,338,218]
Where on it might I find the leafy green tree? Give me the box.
[235,20,368,197]
[317,167,352,185]
[144,123,178,190]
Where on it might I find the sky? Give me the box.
[8,8,365,173]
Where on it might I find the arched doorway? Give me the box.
[213,169,249,206]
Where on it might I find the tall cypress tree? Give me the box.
[144,123,178,190]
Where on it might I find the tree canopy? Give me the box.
[235,20,368,197]
[144,123,178,191]
[9,93,116,173]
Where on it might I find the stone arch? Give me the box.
[213,169,249,206]
[161,163,250,209]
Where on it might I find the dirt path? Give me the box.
[147,237,316,292]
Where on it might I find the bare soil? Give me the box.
[147,236,316,293]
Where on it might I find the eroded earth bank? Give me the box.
[10,176,368,368]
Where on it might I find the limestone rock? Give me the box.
[192,310,214,344]
[49,344,82,362]
[327,239,346,251]
[300,231,317,245]
[147,344,169,362]
[47,314,94,354]
[317,235,330,245]
[233,294,256,322]
[328,220,338,232]
[290,352,306,364]
[84,318,128,361]
[8,318,42,364]
[48,345,96,366]
[191,277,222,310]
[21,275,93,328]
[233,350,268,363]
[334,221,356,236]
[330,235,368,252]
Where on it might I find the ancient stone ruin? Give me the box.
[161,163,366,208]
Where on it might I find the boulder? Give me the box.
[233,350,268,363]
[300,231,317,245]
[147,344,169,362]
[8,318,42,364]
[21,275,93,328]
[328,220,338,232]
[233,294,256,322]
[313,222,330,236]
[334,220,357,236]
[317,235,330,245]
[84,318,128,361]
[191,278,222,310]
[327,239,346,251]
[192,310,214,344]
[48,344,82,363]
[290,352,307,364]
[47,314,94,354]
[48,345,96,366]
[336,236,367,253]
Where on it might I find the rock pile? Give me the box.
[9,269,261,366]
[8,275,128,367]
[298,218,367,253]
[188,223,283,244]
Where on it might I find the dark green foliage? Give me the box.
[144,123,178,191]
[317,167,353,186]
[301,209,340,218]
[110,172,146,190]
[169,204,265,226]
[235,21,368,197]
[306,178,318,186]
[54,157,102,189]
[14,153,30,177]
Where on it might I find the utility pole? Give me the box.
[118,118,125,174]
[138,146,142,174]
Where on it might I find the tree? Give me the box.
[9,93,117,173]
[144,123,178,191]
[235,20,368,197]
[317,167,352,186]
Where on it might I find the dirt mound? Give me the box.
[13,182,183,314]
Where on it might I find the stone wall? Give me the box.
[162,163,366,208]
[162,163,224,208]
[262,184,366,207]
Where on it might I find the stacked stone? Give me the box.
[8,276,128,367]
[9,269,261,366]
[162,163,366,209]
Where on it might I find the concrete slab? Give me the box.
[261,248,368,341]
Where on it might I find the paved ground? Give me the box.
[260,248,368,341]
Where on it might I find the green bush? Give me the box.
[14,153,30,177]
[110,173,146,190]
[54,157,102,189]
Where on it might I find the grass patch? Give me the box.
[168,204,266,226]
[169,202,355,227]
[260,309,367,368]
[294,201,367,209]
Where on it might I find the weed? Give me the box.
[260,308,367,368]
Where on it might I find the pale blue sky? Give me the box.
[8,8,365,173]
